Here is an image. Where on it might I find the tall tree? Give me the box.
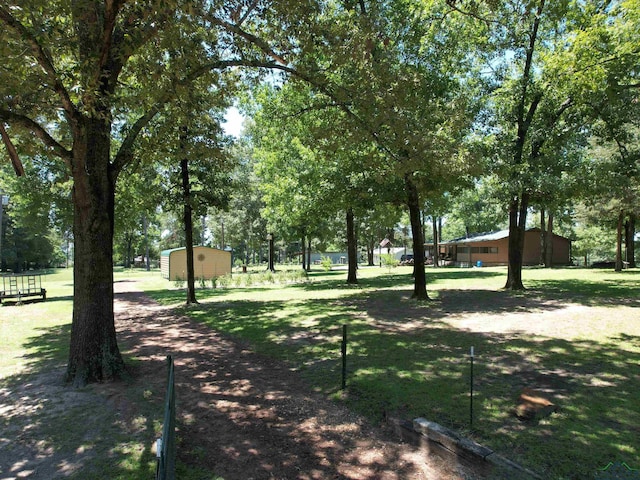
[114,168,161,268]
[0,0,320,385]
[0,152,70,270]
[152,89,235,302]
[270,1,479,298]
[566,0,640,269]
[448,0,605,288]
[252,80,404,285]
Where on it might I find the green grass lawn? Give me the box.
[1,265,639,479]
[0,268,74,377]
[145,265,640,480]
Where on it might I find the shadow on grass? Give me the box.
[146,287,229,305]
[182,272,640,479]
[20,323,71,370]
[145,285,295,306]
[134,300,444,480]
[1,326,161,480]
[9,265,637,480]
[341,325,640,479]
[525,278,640,306]
[428,268,505,282]
[307,269,348,278]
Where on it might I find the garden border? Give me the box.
[387,416,544,479]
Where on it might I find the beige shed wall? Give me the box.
[167,246,231,281]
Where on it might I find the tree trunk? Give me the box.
[628,214,636,268]
[125,234,133,268]
[346,207,358,284]
[66,118,124,386]
[268,234,275,272]
[615,209,624,272]
[301,234,306,270]
[367,239,375,266]
[432,216,439,267]
[540,209,546,265]
[306,237,311,272]
[504,192,528,290]
[624,214,636,268]
[544,212,554,267]
[181,152,197,304]
[143,215,151,271]
[405,175,428,300]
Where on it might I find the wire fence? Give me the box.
[156,355,176,480]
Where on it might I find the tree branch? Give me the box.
[0,5,79,124]
[444,0,505,27]
[205,14,288,65]
[0,110,73,167]
[112,58,297,176]
[237,0,260,26]
[530,97,574,160]
[98,0,125,74]
[111,103,163,176]
[0,123,25,176]
[516,0,545,131]
[286,101,353,118]
[105,4,171,92]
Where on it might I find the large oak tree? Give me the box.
[0,0,315,385]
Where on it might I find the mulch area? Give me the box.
[113,280,479,480]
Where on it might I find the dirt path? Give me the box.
[113,280,476,480]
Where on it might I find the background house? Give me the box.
[161,246,231,281]
[440,228,571,267]
[309,252,348,264]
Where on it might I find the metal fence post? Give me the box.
[341,325,347,390]
[157,355,176,480]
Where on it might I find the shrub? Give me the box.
[320,256,332,271]
[289,269,308,283]
[381,253,399,272]
[216,274,232,288]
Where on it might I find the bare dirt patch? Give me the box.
[1,281,481,479]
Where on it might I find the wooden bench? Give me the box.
[0,274,47,304]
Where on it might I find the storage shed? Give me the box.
[160,246,231,281]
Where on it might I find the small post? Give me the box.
[341,324,347,390]
[469,346,474,428]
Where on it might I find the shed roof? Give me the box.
[444,228,570,245]
[160,246,228,256]
[444,230,510,244]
